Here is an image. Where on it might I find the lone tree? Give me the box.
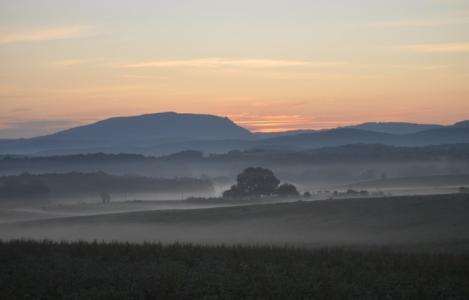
[276,183,300,197]
[223,167,280,198]
[223,167,299,199]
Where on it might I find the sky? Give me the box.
[0,0,468,137]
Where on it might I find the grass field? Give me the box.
[2,193,469,299]
[2,193,469,252]
[1,240,468,300]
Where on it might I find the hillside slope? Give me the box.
[2,193,469,251]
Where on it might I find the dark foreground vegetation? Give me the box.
[0,240,468,300]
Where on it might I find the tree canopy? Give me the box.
[276,183,300,197]
[223,167,298,199]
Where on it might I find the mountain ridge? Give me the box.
[48,112,253,141]
[0,112,468,155]
[347,122,443,134]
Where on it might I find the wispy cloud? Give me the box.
[231,114,309,132]
[0,25,95,45]
[114,58,447,72]
[394,42,469,53]
[357,63,449,70]
[370,18,469,28]
[230,113,361,132]
[117,58,347,69]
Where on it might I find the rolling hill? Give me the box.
[261,127,469,148]
[0,113,468,155]
[348,122,443,134]
[50,112,253,141]
[2,193,469,251]
[0,112,254,155]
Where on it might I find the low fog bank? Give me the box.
[0,195,308,224]
[1,193,469,253]
[2,159,468,188]
[0,172,216,207]
[2,145,469,190]
[2,159,468,207]
[1,144,468,252]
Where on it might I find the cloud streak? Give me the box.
[230,114,311,132]
[118,58,347,69]
[230,113,361,132]
[370,18,469,28]
[395,42,469,53]
[0,26,95,45]
[115,58,447,72]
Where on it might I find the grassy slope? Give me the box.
[2,193,469,251]
[0,208,62,223]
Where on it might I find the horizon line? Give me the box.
[0,111,466,139]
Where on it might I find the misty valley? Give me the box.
[1,114,469,299]
[4,0,469,297]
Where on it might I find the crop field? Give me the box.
[1,240,468,300]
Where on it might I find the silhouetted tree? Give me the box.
[223,167,301,199]
[223,167,280,198]
[276,183,300,197]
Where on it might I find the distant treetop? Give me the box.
[223,167,299,199]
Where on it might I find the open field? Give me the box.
[1,240,468,300]
[2,193,469,252]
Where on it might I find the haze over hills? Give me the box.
[0,112,468,156]
[347,122,443,134]
[262,127,469,149]
[254,121,444,137]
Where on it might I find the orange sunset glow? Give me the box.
[2,2,469,297]
[1,0,469,137]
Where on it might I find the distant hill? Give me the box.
[1,113,469,155]
[2,144,469,178]
[51,112,253,141]
[347,122,443,134]
[454,120,469,128]
[261,127,469,148]
[261,128,396,148]
[254,122,444,137]
[0,112,254,155]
